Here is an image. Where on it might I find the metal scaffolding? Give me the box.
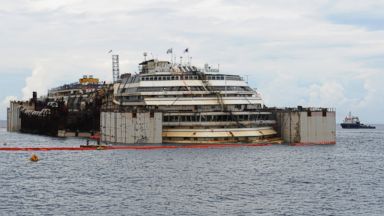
[112,55,120,82]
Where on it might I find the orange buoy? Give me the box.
[30,154,39,162]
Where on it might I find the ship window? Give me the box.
[132,112,137,118]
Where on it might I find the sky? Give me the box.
[1,0,383,123]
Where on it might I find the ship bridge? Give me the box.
[139,59,217,75]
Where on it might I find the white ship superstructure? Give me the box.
[7,55,337,145]
[107,59,277,144]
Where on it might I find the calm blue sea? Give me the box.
[0,124,383,216]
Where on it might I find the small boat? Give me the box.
[340,112,375,129]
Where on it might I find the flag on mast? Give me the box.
[166,48,173,54]
[184,48,189,53]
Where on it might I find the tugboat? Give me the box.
[340,112,375,129]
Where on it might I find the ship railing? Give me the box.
[48,82,106,92]
[264,106,336,112]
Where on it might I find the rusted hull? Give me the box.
[162,138,283,145]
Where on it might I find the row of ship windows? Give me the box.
[164,137,262,141]
[139,75,242,81]
[163,114,270,122]
[120,86,253,93]
[118,94,253,102]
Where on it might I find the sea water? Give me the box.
[0,125,383,215]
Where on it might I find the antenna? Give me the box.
[224,74,227,97]
[143,52,147,61]
[112,55,120,82]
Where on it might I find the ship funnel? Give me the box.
[32,91,37,101]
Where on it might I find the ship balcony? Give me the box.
[115,90,256,97]
[162,120,276,127]
[162,127,277,139]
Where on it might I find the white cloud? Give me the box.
[1,0,384,122]
[307,82,346,107]
[2,96,18,106]
[1,96,18,121]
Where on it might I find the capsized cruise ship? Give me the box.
[101,58,280,144]
[7,54,337,146]
[17,75,107,136]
